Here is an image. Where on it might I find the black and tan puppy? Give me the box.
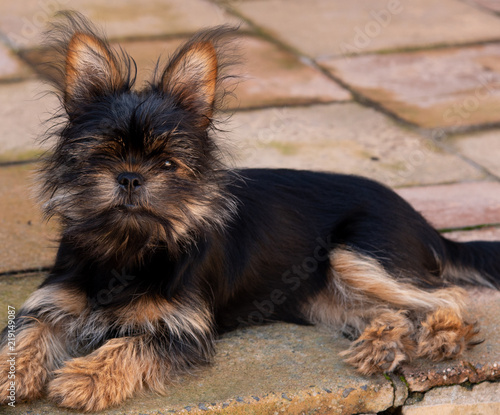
[1,12,499,412]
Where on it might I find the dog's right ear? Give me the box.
[64,32,124,109]
[42,11,134,113]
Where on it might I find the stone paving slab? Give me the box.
[447,129,500,178]
[396,181,500,230]
[227,35,350,108]
[0,0,244,50]
[0,42,33,81]
[24,35,350,109]
[3,314,395,414]
[319,43,500,129]
[224,103,484,187]
[0,80,58,156]
[402,381,500,415]
[0,164,57,274]
[1,275,498,414]
[224,0,500,59]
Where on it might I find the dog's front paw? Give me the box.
[0,353,43,405]
[48,341,142,411]
[48,365,97,411]
[0,329,53,404]
[48,362,132,411]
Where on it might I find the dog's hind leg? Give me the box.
[304,247,479,375]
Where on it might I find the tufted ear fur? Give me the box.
[64,32,125,107]
[158,27,236,128]
[160,41,218,127]
[41,11,136,116]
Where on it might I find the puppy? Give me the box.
[1,11,498,412]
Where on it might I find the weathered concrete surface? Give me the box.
[402,382,500,414]
[1,277,498,414]
[320,44,500,129]
[0,273,44,326]
[3,316,395,414]
[0,164,57,274]
[224,0,500,59]
[399,289,500,392]
[224,103,484,187]
[397,181,500,230]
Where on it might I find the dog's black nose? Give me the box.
[117,172,144,192]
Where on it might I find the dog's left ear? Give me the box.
[160,38,220,128]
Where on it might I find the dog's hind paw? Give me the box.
[417,308,481,361]
[341,311,415,375]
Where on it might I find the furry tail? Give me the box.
[442,238,500,289]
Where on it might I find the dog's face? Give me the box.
[40,21,235,262]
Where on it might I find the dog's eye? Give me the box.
[163,160,176,170]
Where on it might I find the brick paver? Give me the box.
[0,164,57,274]
[0,0,243,50]
[448,130,500,178]
[0,80,58,155]
[402,382,500,415]
[319,44,500,129]
[226,0,500,59]
[0,42,32,81]
[0,273,43,325]
[445,226,500,242]
[112,35,351,108]
[397,182,500,230]
[467,0,500,13]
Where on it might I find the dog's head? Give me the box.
[39,12,237,263]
